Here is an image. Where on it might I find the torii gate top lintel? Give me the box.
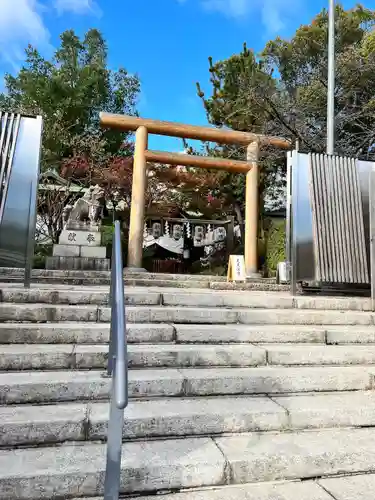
[100,112,291,149]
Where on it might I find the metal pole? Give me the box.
[327,0,335,155]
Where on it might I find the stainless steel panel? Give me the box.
[291,152,315,284]
[0,112,9,158]
[337,156,352,282]
[285,151,292,268]
[309,154,368,284]
[0,115,42,270]
[352,158,369,282]
[357,159,374,275]
[0,114,21,222]
[291,151,374,286]
[0,113,15,187]
[370,168,375,309]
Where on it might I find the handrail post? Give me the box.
[104,220,128,500]
[113,220,127,409]
[107,235,116,376]
[104,356,124,500]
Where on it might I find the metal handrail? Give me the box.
[104,220,128,500]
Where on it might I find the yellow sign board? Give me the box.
[227,255,246,282]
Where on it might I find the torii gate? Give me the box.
[100,112,290,277]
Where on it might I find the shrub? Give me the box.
[33,244,53,269]
[264,218,286,276]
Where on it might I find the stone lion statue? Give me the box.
[63,185,105,227]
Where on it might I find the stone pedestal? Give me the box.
[46,223,109,271]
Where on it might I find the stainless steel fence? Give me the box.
[104,220,128,500]
[288,151,374,293]
[0,112,43,287]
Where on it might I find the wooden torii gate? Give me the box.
[100,112,290,276]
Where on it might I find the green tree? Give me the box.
[263,3,375,156]
[0,29,140,169]
[197,4,375,218]
[196,43,288,217]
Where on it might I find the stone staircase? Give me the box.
[2,282,375,499]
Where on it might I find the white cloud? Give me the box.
[184,0,298,34]
[54,0,101,16]
[0,0,102,77]
[0,0,52,71]
[261,0,295,34]
[202,0,250,18]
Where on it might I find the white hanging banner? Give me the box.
[227,255,246,282]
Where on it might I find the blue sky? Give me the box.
[1,0,374,151]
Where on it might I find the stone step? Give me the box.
[215,427,375,484]
[127,307,375,325]
[130,475,375,500]
[209,282,290,292]
[0,303,374,325]
[159,291,372,311]
[0,268,284,291]
[1,366,373,404]
[319,474,375,500]
[2,428,375,499]
[0,287,372,310]
[3,392,375,447]
[0,288,159,306]
[123,279,217,289]
[125,272,277,284]
[173,324,365,344]
[0,437,225,499]
[128,280,284,292]
[1,276,287,291]
[0,268,230,282]
[0,344,267,370]
[260,344,375,366]
[5,343,375,371]
[274,391,375,429]
[0,323,173,344]
[0,396,286,446]
[3,323,374,345]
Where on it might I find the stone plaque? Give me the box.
[59,230,101,247]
